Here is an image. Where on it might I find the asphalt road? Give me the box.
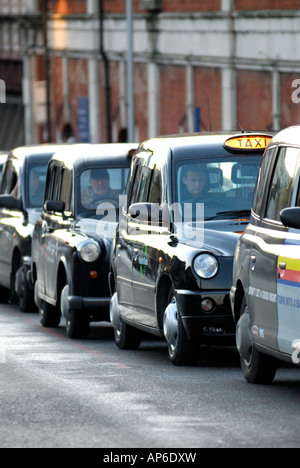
[0,303,300,449]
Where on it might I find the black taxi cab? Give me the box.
[231,125,300,384]
[31,143,136,339]
[109,131,273,365]
[0,145,65,311]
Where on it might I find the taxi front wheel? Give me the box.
[65,310,90,339]
[61,285,90,339]
[238,296,277,384]
[163,288,199,366]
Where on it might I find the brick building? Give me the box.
[0,0,300,149]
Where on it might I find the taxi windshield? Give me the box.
[78,166,129,218]
[174,156,262,221]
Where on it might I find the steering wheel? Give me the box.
[200,198,224,208]
[89,196,119,210]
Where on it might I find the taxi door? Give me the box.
[115,164,141,319]
[40,163,63,301]
[276,153,300,356]
[276,242,300,356]
[247,222,280,350]
[116,214,134,318]
[130,165,160,328]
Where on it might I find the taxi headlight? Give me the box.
[77,240,100,263]
[193,253,219,279]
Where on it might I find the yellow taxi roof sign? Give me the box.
[224,134,273,152]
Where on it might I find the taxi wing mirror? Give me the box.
[280,207,300,230]
[46,200,65,214]
[0,195,22,210]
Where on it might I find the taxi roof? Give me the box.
[9,144,67,164]
[140,131,272,161]
[270,125,300,147]
[50,143,138,172]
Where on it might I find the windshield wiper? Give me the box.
[205,209,251,220]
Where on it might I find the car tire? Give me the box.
[10,264,19,305]
[238,296,277,384]
[65,310,90,339]
[39,300,61,328]
[163,287,199,366]
[115,320,141,350]
[16,266,36,313]
[61,285,90,339]
[110,292,141,350]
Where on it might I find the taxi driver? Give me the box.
[81,169,119,209]
[182,164,209,202]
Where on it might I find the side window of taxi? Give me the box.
[0,160,18,197]
[148,168,162,205]
[265,146,299,222]
[128,164,142,207]
[252,146,276,217]
[44,163,62,206]
[129,163,162,207]
[133,166,152,204]
[59,168,72,212]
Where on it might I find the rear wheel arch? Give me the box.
[156,275,173,331]
[234,280,245,323]
[56,261,68,306]
[109,267,116,296]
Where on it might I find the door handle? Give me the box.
[132,248,139,263]
[278,262,286,279]
[42,226,53,236]
[250,255,256,271]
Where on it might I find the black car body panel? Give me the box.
[110,132,273,364]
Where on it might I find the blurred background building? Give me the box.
[0,0,300,149]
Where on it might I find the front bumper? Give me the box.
[176,289,235,344]
[68,296,110,322]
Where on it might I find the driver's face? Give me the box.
[90,177,109,196]
[183,170,207,197]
